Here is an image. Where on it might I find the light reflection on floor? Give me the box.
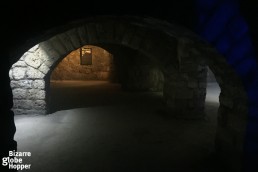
[14,81,221,172]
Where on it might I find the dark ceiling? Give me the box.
[2,0,195,49]
[1,0,258,57]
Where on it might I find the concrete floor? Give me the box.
[14,81,222,172]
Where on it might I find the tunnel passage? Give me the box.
[8,16,248,171]
[9,42,208,119]
[49,45,117,113]
[100,44,165,92]
[49,44,165,113]
[51,45,116,81]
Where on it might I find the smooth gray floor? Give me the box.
[14,81,221,172]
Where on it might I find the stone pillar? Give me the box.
[0,55,17,171]
[214,86,248,172]
[113,47,164,92]
[163,64,207,119]
[9,45,51,115]
[122,65,164,91]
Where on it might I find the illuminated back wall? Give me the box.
[51,45,115,81]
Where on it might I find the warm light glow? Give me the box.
[84,48,92,54]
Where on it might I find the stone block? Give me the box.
[165,100,176,108]
[181,73,189,80]
[43,59,55,68]
[175,99,189,108]
[234,104,248,116]
[33,100,46,110]
[57,33,75,52]
[9,69,13,79]
[102,22,115,42]
[114,23,126,43]
[48,36,68,56]
[180,63,198,72]
[12,88,27,99]
[28,44,39,53]
[176,89,194,99]
[38,63,50,74]
[86,23,98,43]
[198,72,207,79]
[122,25,135,45]
[140,38,155,54]
[130,30,144,49]
[188,82,198,88]
[193,100,205,108]
[13,100,33,109]
[169,81,186,88]
[33,48,52,63]
[11,80,32,89]
[199,82,207,88]
[227,113,247,133]
[188,101,195,108]
[26,67,44,79]
[66,29,81,49]
[12,109,29,115]
[27,89,46,100]
[32,80,45,89]
[77,25,89,45]
[220,95,234,108]
[12,60,27,67]
[12,67,26,80]
[24,52,42,69]
[12,109,46,115]
[95,23,108,42]
[39,42,61,60]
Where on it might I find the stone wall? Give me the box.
[207,67,216,82]
[163,64,207,119]
[9,46,47,115]
[160,38,208,119]
[124,66,164,91]
[112,46,164,92]
[51,45,115,81]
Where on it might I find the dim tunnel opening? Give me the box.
[48,44,165,114]
[49,45,119,113]
[205,67,220,123]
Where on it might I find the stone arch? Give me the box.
[50,45,115,81]
[9,16,248,171]
[9,17,180,115]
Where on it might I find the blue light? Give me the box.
[249,105,258,120]
[198,14,208,25]
[196,0,258,171]
[215,34,232,54]
[228,16,248,40]
[246,69,258,102]
[196,0,218,10]
[233,59,255,79]
[226,37,253,65]
[199,2,238,42]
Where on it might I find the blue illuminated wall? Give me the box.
[196,0,258,171]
